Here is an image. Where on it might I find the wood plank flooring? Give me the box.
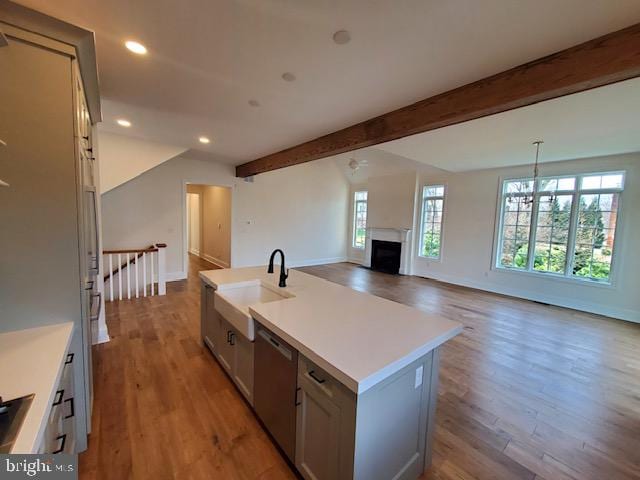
[80,258,640,480]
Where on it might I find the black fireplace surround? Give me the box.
[370,240,401,274]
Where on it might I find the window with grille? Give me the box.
[496,172,624,283]
[419,185,445,259]
[352,191,368,249]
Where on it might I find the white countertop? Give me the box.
[0,322,74,453]
[200,266,462,394]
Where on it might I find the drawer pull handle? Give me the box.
[229,332,235,346]
[308,370,326,384]
[52,389,64,406]
[52,434,66,454]
[65,353,74,365]
[295,387,301,406]
[64,398,75,419]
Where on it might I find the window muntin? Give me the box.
[352,191,368,249]
[573,192,619,281]
[420,185,445,259]
[496,171,624,283]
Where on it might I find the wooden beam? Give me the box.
[236,23,640,177]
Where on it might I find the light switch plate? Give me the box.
[414,365,424,389]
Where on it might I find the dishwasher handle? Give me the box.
[258,328,292,361]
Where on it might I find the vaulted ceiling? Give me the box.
[14,0,640,168]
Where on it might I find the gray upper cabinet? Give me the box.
[0,13,101,453]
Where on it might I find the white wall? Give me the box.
[232,159,349,268]
[101,154,349,278]
[367,172,417,229]
[98,131,187,193]
[411,153,640,322]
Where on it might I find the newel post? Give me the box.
[156,243,167,295]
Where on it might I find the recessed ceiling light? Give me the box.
[125,40,147,55]
[281,72,296,82]
[198,136,211,144]
[248,99,260,107]
[333,30,351,45]
[116,119,131,127]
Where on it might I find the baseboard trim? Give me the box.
[167,270,187,282]
[202,253,230,269]
[289,256,348,268]
[413,271,639,323]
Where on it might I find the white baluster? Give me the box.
[142,252,147,297]
[109,254,114,302]
[126,253,131,300]
[150,251,155,296]
[118,253,122,301]
[135,253,139,298]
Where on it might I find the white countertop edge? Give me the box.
[250,308,463,395]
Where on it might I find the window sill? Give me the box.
[352,246,365,250]
[492,265,615,289]
[417,254,441,263]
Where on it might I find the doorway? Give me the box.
[185,184,232,272]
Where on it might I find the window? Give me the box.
[496,172,624,283]
[419,185,445,259]
[352,191,368,249]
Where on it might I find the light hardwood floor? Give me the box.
[80,257,640,480]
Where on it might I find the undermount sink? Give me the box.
[214,281,293,341]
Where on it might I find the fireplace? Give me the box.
[364,227,412,275]
[371,240,402,274]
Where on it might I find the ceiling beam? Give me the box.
[236,23,640,177]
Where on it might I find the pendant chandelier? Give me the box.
[507,140,553,206]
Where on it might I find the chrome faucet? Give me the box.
[267,249,289,287]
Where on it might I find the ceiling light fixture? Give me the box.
[125,40,147,55]
[333,30,351,45]
[507,141,550,206]
[248,99,260,107]
[116,119,131,127]
[199,136,211,144]
[281,72,296,82]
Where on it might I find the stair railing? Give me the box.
[103,243,167,301]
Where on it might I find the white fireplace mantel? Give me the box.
[364,227,412,274]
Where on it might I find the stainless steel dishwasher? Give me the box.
[253,324,298,462]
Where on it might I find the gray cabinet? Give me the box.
[296,356,356,480]
[40,350,77,454]
[295,351,439,480]
[201,285,218,352]
[200,282,254,405]
[232,331,254,403]
[0,12,101,453]
[216,317,235,375]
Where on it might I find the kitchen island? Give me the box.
[200,266,461,480]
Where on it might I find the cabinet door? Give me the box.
[216,318,235,374]
[232,331,254,404]
[201,285,217,352]
[295,373,342,480]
